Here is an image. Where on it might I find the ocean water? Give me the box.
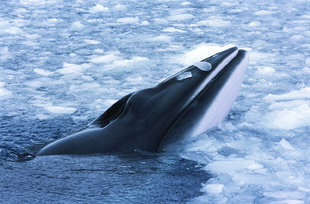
[0,0,310,203]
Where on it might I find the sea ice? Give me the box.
[90,54,119,64]
[162,27,186,33]
[33,68,54,76]
[0,82,11,99]
[45,105,77,114]
[116,17,139,24]
[90,4,109,13]
[168,14,194,21]
[195,18,231,27]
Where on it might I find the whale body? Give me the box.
[37,47,249,156]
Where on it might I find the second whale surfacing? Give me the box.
[37,47,249,156]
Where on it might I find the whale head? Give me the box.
[37,47,248,156]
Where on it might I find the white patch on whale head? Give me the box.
[193,61,212,71]
[176,71,192,81]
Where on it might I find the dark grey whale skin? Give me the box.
[37,47,248,156]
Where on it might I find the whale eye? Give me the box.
[176,71,192,81]
[193,61,212,71]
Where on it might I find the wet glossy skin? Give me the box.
[37,47,248,156]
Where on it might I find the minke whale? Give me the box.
[37,47,249,156]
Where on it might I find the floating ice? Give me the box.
[90,54,119,64]
[264,87,310,101]
[177,43,235,66]
[263,103,310,130]
[0,47,12,60]
[90,4,109,13]
[84,39,101,45]
[25,80,44,88]
[249,21,261,27]
[94,49,104,53]
[116,17,139,24]
[291,35,304,40]
[264,191,305,200]
[45,105,77,114]
[205,159,255,174]
[149,35,172,42]
[247,162,264,170]
[105,56,149,71]
[303,67,310,74]
[125,75,144,83]
[19,0,61,5]
[113,4,126,11]
[33,68,53,76]
[256,66,275,76]
[25,34,40,39]
[279,139,295,151]
[180,2,191,6]
[168,13,194,21]
[71,21,85,30]
[195,18,231,27]
[16,8,27,13]
[254,10,275,15]
[58,63,90,75]
[154,18,168,24]
[162,27,186,33]
[202,184,224,194]
[0,19,23,34]
[0,82,11,99]
[141,21,150,26]
[19,0,44,5]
